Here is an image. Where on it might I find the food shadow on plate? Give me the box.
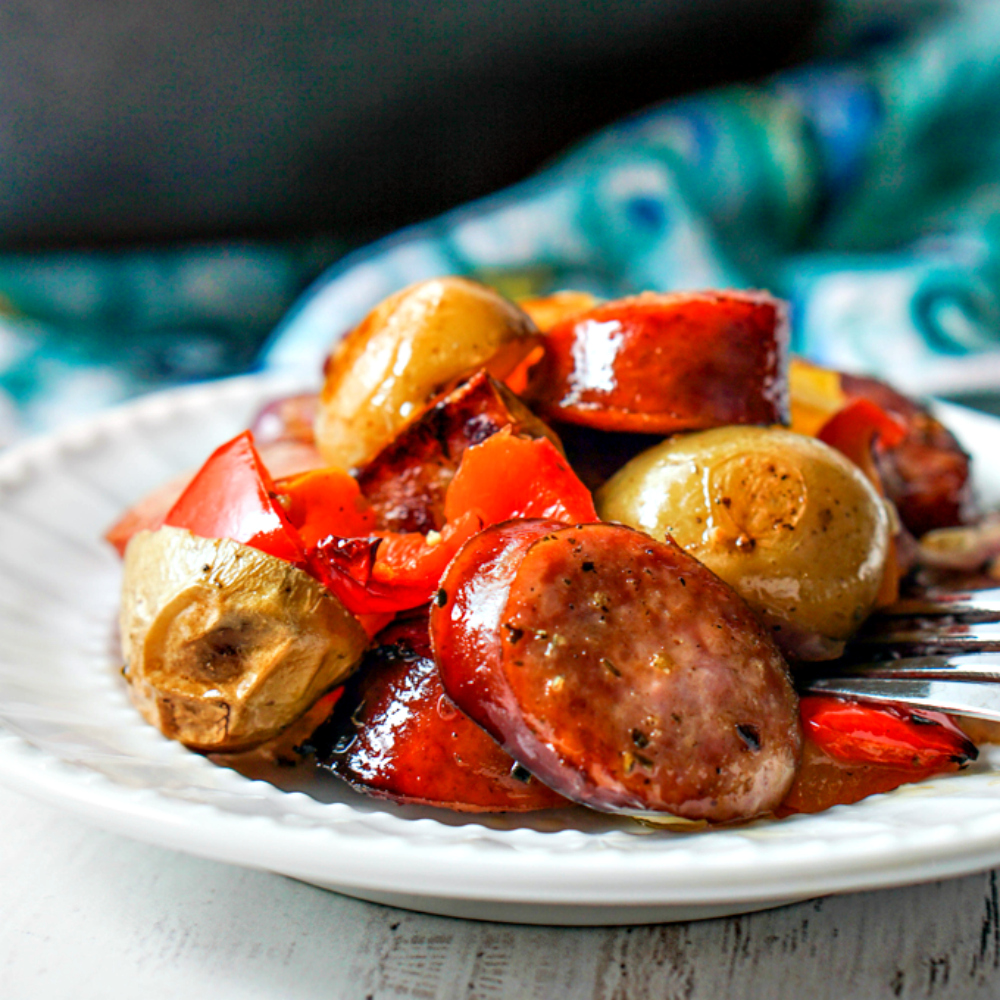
[209,744,655,836]
[201,692,689,836]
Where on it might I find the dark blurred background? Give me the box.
[0,0,839,249]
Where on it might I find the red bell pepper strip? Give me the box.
[368,429,597,600]
[161,432,389,637]
[799,695,977,771]
[443,426,598,526]
[274,467,377,549]
[308,429,597,615]
[309,516,482,617]
[817,398,907,485]
[163,430,305,565]
[307,535,424,616]
[370,511,482,591]
[167,426,597,622]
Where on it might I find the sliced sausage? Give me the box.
[431,520,801,823]
[307,615,567,812]
[525,291,789,434]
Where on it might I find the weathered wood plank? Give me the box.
[3,787,1000,1000]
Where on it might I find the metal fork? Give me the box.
[800,586,1000,721]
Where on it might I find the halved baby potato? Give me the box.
[596,426,891,656]
[120,526,367,751]
[315,276,541,470]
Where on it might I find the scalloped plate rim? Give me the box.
[2,375,1000,923]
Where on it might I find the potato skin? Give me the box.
[315,277,540,470]
[596,426,891,647]
[120,527,367,751]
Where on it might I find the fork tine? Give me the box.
[880,586,1000,618]
[801,674,1000,723]
[852,619,1000,651]
[801,653,1000,682]
[809,588,1000,718]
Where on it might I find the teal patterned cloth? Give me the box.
[0,239,343,444]
[265,1,1000,403]
[5,1,1000,445]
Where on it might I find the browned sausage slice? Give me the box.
[839,373,974,536]
[431,520,801,822]
[307,614,567,812]
[525,291,789,434]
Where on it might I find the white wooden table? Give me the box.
[4,784,999,999]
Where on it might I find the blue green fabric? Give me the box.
[5,1,1000,444]
[0,240,342,443]
[265,1,1000,405]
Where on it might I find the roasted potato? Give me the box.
[120,527,367,751]
[315,276,541,470]
[596,426,891,654]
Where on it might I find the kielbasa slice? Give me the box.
[307,615,567,812]
[524,291,789,434]
[431,520,801,822]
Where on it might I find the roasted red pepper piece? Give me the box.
[275,467,377,549]
[778,697,977,816]
[841,372,975,536]
[370,512,481,590]
[105,436,324,558]
[305,614,568,813]
[310,430,597,615]
[368,428,596,598]
[799,695,976,771]
[163,430,304,565]
[443,426,598,526]
[162,422,596,625]
[817,398,907,485]
[309,514,482,616]
[307,536,417,615]
[355,370,560,534]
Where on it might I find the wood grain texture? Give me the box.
[3,786,1000,1000]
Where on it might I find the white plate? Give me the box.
[3,375,1000,927]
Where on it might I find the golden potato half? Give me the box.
[316,276,540,470]
[120,527,367,751]
[596,426,891,651]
